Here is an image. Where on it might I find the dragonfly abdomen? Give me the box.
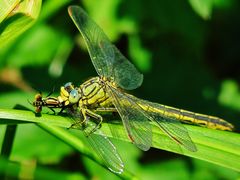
[141,102,234,131]
[163,105,234,131]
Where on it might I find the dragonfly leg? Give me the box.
[83,108,103,136]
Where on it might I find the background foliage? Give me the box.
[0,0,240,179]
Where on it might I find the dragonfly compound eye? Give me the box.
[69,89,81,104]
[64,82,74,93]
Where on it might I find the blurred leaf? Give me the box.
[192,159,239,180]
[213,0,235,9]
[188,0,235,19]
[141,159,190,180]
[128,35,152,72]
[0,92,34,109]
[218,80,240,111]
[48,35,73,78]
[39,0,70,21]
[0,156,85,180]
[0,108,239,172]
[0,0,42,49]
[5,25,68,68]
[188,0,213,19]
[82,0,136,41]
[11,124,72,163]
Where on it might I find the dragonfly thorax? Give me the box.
[79,76,112,109]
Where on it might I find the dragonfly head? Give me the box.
[60,82,81,105]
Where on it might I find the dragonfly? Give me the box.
[32,92,124,173]
[33,5,234,173]
[66,5,234,152]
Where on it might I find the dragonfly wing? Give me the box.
[84,122,124,174]
[68,6,143,90]
[107,85,152,151]
[137,99,197,152]
[66,107,124,173]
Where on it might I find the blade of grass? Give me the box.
[0,108,72,127]
[0,108,239,172]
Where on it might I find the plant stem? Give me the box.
[1,124,17,157]
[0,124,17,179]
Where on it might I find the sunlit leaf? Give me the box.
[0,0,20,23]
[0,0,42,49]
[218,80,240,111]
[128,35,152,72]
[82,0,136,41]
[188,0,213,19]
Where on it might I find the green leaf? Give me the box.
[82,0,136,41]
[188,0,213,20]
[218,79,240,111]
[0,0,20,23]
[9,124,72,163]
[0,0,42,49]
[128,35,152,72]
[0,108,239,172]
[6,25,70,68]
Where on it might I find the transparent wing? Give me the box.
[84,121,124,174]
[66,106,124,173]
[136,99,197,152]
[68,6,143,90]
[106,86,197,152]
[107,85,152,151]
